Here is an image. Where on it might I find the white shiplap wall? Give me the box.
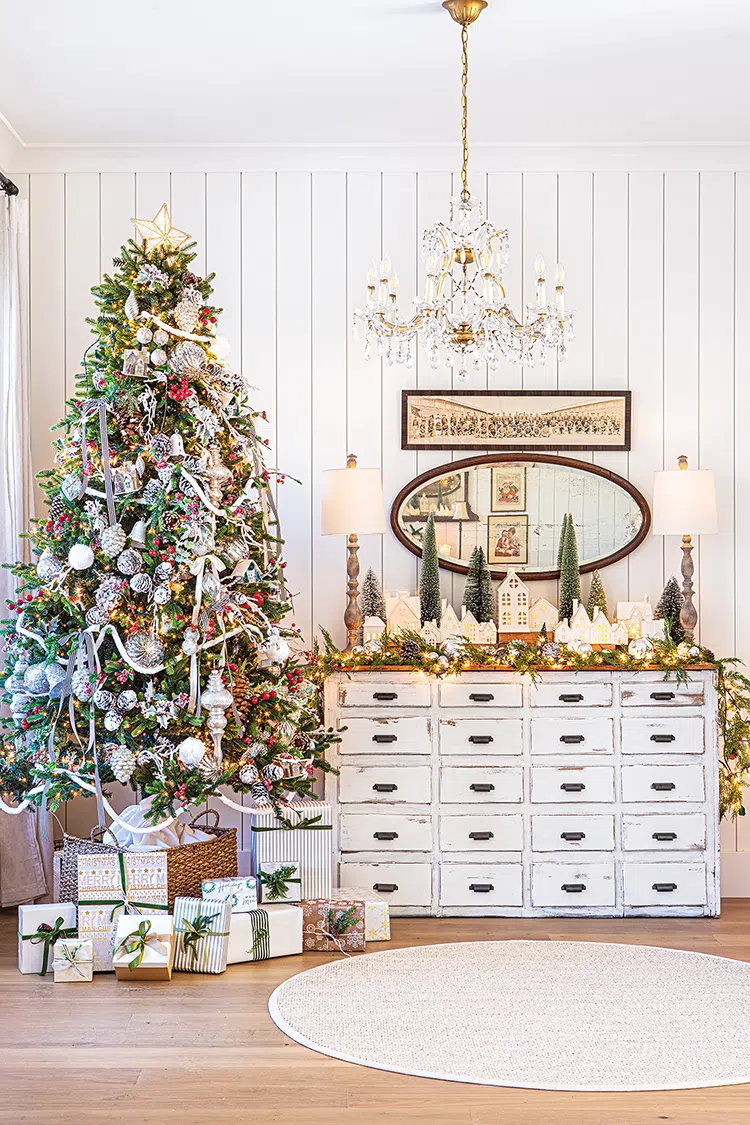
[12,167,750,885]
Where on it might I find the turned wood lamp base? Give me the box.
[680,533,698,642]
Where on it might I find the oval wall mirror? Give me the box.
[391,453,651,580]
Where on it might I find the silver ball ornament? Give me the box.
[153,329,169,346]
[136,327,153,345]
[23,663,49,695]
[46,663,67,699]
[628,637,654,661]
[36,549,64,581]
[150,348,168,366]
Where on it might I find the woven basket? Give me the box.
[164,810,238,907]
[56,818,120,904]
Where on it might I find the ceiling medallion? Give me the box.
[354,0,573,378]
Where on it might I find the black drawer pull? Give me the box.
[469,782,495,793]
[561,831,586,841]
[372,783,398,793]
[653,831,677,841]
[650,691,675,701]
[559,693,584,703]
[469,692,494,702]
[560,734,585,744]
[651,734,676,743]
[561,782,586,792]
[651,781,676,791]
[652,882,678,892]
[469,830,494,841]
[373,691,398,701]
[469,883,494,893]
[373,883,398,892]
[372,734,398,743]
[468,735,494,744]
[373,831,398,841]
[561,883,586,893]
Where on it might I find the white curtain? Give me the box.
[0,192,49,905]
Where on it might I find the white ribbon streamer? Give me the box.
[138,311,216,344]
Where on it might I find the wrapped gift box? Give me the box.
[173,897,232,974]
[250,800,332,900]
[113,915,175,981]
[77,851,169,971]
[201,876,257,913]
[227,904,302,964]
[330,886,390,942]
[53,938,94,983]
[257,861,302,904]
[18,903,77,975]
[302,898,366,953]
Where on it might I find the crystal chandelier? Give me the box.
[354,0,573,378]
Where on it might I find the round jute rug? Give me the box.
[268,940,750,1091]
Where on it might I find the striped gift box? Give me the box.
[250,801,332,900]
[172,897,232,974]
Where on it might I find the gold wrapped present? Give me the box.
[113,915,175,981]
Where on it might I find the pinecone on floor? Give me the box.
[400,639,421,663]
[109,744,136,783]
[231,671,252,722]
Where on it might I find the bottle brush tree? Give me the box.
[360,567,386,622]
[419,513,442,625]
[558,514,581,622]
[656,575,685,643]
[587,569,608,619]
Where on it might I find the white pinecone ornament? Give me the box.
[71,669,94,702]
[100,523,127,557]
[173,287,203,332]
[109,744,136,783]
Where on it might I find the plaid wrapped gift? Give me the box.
[257,861,302,904]
[77,851,169,972]
[330,886,390,941]
[201,876,257,913]
[227,904,302,964]
[53,939,94,983]
[302,898,366,953]
[173,897,232,974]
[250,801,332,900]
[113,915,174,981]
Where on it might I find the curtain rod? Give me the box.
[0,171,19,196]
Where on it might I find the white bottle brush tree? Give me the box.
[0,206,336,823]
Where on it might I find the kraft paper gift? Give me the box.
[18,902,77,975]
[113,915,175,981]
[227,903,302,964]
[330,885,390,941]
[250,800,332,900]
[173,897,232,974]
[53,938,94,983]
[201,876,258,913]
[302,898,366,953]
[257,861,302,904]
[77,851,169,971]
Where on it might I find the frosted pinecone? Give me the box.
[96,576,125,612]
[71,669,94,702]
[100,523,127,557]
[400,639,421,662]
[109,744,136,783]
[142,479,166,505]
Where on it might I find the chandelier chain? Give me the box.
[460,21,470,202]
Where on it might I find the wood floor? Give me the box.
[3,902,750,1125]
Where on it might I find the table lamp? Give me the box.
[321,455,386,650]
[652,455,717,640]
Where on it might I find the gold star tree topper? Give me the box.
[131,204,189,253]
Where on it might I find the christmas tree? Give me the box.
[419,513,442,625]
[559,515,581,621]
[0,205,335,822]
[476,548,494,622]
[656,575,685,643]
[587,569,608,619]
[462,547,483,619]
[557,512,570,572]
[360,567,386,622]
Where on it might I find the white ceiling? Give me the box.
[1,0,748,147]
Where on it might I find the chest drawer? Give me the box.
[531,718,613,756]
[339,765,431,804]
[337,682,430,708]
[440,813,523,852]
[621,764,705,803]
[440,766,523,805]
[620,680,705,707]
[530,682,612,708]
[439,681,522,708]
[622,862,707,906]
[531,814,615,852]
[440,863,523,907]
[338,717,431,755]
[531,766,614,804]
[439,718,522,756]
[532,862,615,907]
[621,716,704,755]
[339,861,432,907]
[340,812,433,852]
[622,813,706,851]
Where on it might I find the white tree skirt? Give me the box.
[269,940,750,1091]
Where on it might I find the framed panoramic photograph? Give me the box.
[491,465,526,512]
[402,389,632,452]
[487,515,529,566]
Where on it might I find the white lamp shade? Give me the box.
[652,468,718,536]
[321,466,386,536]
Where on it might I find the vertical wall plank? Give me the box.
[735,174,750,673]
[64,173,100,398]
[487,173,523,392]
[557,173,594,395]
[171,172,207,275]
[206,173,241,358]
[134,173,171,223]
[699,173,735,658]
[311,173,348,645]
[100,173,135,278]
[241,173,277,455]
[522,173,558,391]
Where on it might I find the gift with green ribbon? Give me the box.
[18,913,77,976]
[258,863,302,903]
[77,849,169,972]
[112,915,175,980]
[173,897,232,974]
[52,939,94,983]
[250,800,333,901]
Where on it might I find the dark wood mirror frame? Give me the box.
[391,452,652,581]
